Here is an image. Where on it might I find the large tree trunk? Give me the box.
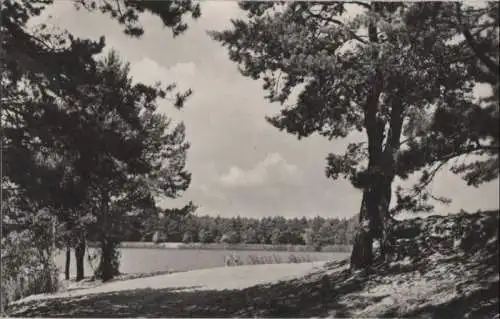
[75,237,85,281]
[367,179,392,262]
[64,247,71,280]
[350,179,392,270]
[350,2,403,271]
[350,1,385,271]
[350,108,402,271]
[350,194,373,269]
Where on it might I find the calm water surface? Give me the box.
[55,248,349,277]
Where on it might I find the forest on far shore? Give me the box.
[120,208,358,248]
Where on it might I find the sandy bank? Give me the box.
[14,261,327,304]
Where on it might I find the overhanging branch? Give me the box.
[455,3,499,81]
[306,8,368,44]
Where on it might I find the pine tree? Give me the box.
[2,0,201,282]
[211,2,498,269]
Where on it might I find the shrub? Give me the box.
[94,239,121,281]
[182,232,193,243]
[220,232,240,244]
[152,231,165,244]
[1,228,61,311]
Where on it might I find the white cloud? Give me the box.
[473,82,493,99]
[220,152,300,187]
[129,58,196,90]
[47,1,498,219]
[198,184,227,201]
[200,1,243,31]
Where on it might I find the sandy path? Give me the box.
[15,262,327,304]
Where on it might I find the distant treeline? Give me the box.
[121,213,359,249]
[101,241,353,253]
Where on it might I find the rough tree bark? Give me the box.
[350,195,372,269]
[350,170,393,269]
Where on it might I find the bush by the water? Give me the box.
[94,239,122,281]
[1,229,61,311]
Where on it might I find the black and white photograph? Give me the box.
[1,0,498,317]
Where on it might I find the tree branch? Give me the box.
[350,1,372,10]
[414,160,448,193]
[455,3,499,81]
[307,8,368,44]
[114,0,124,20]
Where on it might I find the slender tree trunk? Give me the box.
[75,237,85,281]
[98,188,115,282]
[65,247,71,280]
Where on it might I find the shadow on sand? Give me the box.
[7,228,499,319]
[6,256,499,318]
[7,260,367,318]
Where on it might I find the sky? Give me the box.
[39,1,498,219]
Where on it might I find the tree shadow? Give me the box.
[7,248,498,318]
[395,280,499,319]
[374,246,499,318]
[7,267,382,318]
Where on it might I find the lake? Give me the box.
[55,248,349,277]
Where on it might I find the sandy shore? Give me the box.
[14,261,327,304]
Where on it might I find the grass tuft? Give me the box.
[224,253,314,267]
